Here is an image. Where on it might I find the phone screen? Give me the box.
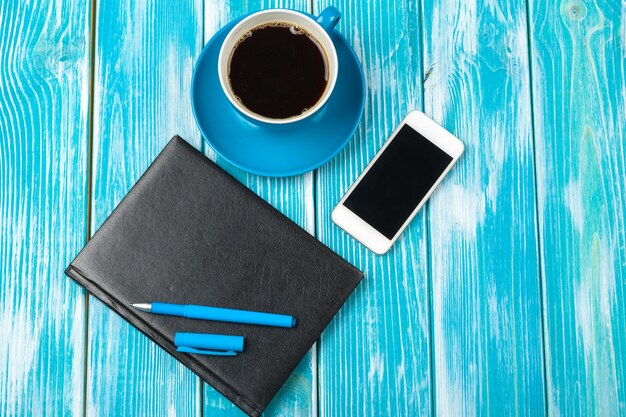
[344,124,453,239]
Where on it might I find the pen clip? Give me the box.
[177,346,237,356]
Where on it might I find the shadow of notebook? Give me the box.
[65,136,363,417]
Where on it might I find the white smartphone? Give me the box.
[332,110,464,254]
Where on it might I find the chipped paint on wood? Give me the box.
[529,0,626,415]
[0,1,91,415]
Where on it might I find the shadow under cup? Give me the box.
[217,8,340,127]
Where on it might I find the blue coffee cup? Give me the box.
[217,7,341,128]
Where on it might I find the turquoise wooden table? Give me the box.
[1,0,625,416]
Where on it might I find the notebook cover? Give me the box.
[65,136,363,417]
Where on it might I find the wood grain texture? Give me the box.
[528,1,626,415]
[87,0,203,415]
[3,0,625,415]
[0,0,91,416]
[201,1,315,416]
[314,1,432,416]
[422,0,545,415]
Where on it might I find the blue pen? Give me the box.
[131,302,296,328]
[174,332,244,356]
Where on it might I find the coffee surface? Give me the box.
[228,23,328,119]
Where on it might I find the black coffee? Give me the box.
[228,22,328,119]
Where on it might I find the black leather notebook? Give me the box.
[65,136,363,417]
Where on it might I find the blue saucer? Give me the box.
[191,17,366,177]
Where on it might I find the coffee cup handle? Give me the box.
[316,6,341,33]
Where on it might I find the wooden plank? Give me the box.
[201,1,315,416]
[421,0,545,415]
[0,0,91,415]
[528,1,626,415]
[87,0,204,415]
[315,1,433,416]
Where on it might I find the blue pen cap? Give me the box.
[174,332,244,352]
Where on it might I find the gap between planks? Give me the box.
[523,0,549,415]
[82,0,99,415]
